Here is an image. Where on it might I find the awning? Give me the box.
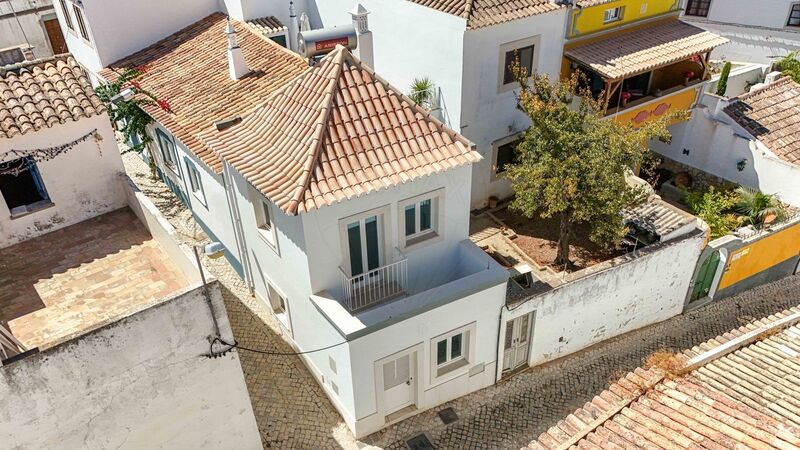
[565,21,728,80]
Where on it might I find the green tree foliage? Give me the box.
[504,64,684,268]
[778,52,800,83]
[734,186,788,227]
[716,61,731,97]
[684,187,739,239]
[95,67,159,155]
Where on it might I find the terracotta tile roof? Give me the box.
[99,13,307,172]
[0,55,105,139]
[199,46,480,215]
[564,20,728,80]
[246,16,287,36]
[406,0,562,29]
[724,77,800,166]
[623,195,696,238]
[529,307,800,450]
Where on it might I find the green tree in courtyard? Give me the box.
[504,64,685,268]
[778,52,800,84]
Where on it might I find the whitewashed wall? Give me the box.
[0,0,58,60]
[0,283,262,449]
[500,230,706,373]
[311,0,467,130]
[0,115,126,247]
[461,10,567,208]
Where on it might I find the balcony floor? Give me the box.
[0,208,189,350]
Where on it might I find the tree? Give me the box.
[95,66,165,178]
[685,186,739,239]
[504,66,684,268]
[716,61,731,97]
[778,51,800,84]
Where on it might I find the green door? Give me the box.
[691,251,721,301]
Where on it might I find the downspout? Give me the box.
[494,302,506,383]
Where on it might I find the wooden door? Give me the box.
[44,19,67,54]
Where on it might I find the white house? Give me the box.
[311,0,568,209]
[0,55,125,247]
[651,75,800,207]
[0,0,66,64]
[680,0,800,64]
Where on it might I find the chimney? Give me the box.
[350,4,374,69]
[288,1,299,53]
[225,18,250,80]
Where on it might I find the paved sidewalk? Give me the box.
[123,153,800,450]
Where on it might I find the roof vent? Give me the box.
[225,18,250,80]
[214,116,242,131]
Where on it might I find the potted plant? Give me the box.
[620,91,632,107]
[683,71,695,85]
[734,186,788,229]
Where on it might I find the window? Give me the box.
[59,0,73,31]
[495,138,522,175]
[603,7,623,23]
[685,0,711,17]
[184,157,206,204]
[503,44,535,85]
[789,4,800,27]
[267,283,286,314]
[155,129,179,174]
[0,47,25,66]
[399,190,442,248]
[254,197,277,248]
[0,157,51,216]
[430,323,474,379]
[72,4,90,42]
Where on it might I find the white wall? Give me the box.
[500,230,706,371]
[311,0,467,130]
[460,10,567,208]
[54,0,218,73]
[223,0,308,25]
[0,114,126,247]
[651,92,800,206]
[0,283,262,449]
[0,0,58,60]
[682,0,800,64]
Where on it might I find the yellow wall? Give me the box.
[611,85,698,127]
[568,0,680,38]
[719,222,800,289]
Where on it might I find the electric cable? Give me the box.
[207,336,350,358]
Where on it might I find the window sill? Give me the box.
[434,358,470,379]
[402,231,442,252]
[9,200,55,220]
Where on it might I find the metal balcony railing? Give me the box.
[339,255,407,313]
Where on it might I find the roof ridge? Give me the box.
[733,76,798,102]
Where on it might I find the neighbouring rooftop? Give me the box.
[246,16,287,36]
[0,55,105,139]
[406,0,562,29]
[100,13,307,173]
[530,307,800,449]
[199,46,480,215]
[0,208,189,350]
[724,77,800,166]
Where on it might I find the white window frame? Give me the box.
[603,6,623,23]
[339,204,390,277]
[430,322,476,382]
[497,35,541,93]
[398,189,444,250]
[788,3,800,27]
[155,129,180,175]
[71,2,92,45]
[253,194,278,251]
[267,282,291,330]
[58,0,73,32]
[491,133,524,180]
[183,157,206,206]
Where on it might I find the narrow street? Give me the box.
[124,153,800,450]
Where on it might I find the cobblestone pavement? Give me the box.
[123,153,800,450]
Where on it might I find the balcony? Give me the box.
[339,255,408,313]
[606,81,702,127]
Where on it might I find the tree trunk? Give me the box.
[555,211,572,269]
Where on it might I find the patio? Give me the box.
[0,208,189,350]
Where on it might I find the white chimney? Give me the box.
[225,18,250,80]
[350,4,374,69]
[288,1,299,53]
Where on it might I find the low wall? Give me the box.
[0,282,262,449]
[500,229,707,373]
[121,173,203,284]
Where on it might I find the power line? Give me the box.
[207,337,349,358]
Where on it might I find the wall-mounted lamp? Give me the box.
[109,88,134,105]
[737,158,748,172]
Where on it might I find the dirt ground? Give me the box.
[493,207,626,271]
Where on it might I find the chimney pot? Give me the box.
[225,18,250,80]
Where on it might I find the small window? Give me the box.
[495,139,522,174]
[72,4,90,42]
[0,47,25,66]
[685,0,711,17]
[436,333,465,366]
[184,157,206,204]
[603,7,623,23]
[0,157,51,215]
[59,0,73,31]
[789,4,800,27]
[503,44,535,85]
[156,129,179,174]
[400,192,441,247]
[255,198,277,247]
[267,283,286,314]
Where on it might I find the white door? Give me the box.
[503,313,532,371]
[346,215,383,277]
[381,352,416,414]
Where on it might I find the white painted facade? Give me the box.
[650,77,800,207]
[680,0,800,64]
[0,0,61,61]
[0,282,262,449]
[0,114,126,248]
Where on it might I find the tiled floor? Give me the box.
[0,208,188,349]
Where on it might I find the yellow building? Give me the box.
[561,0,728,127]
